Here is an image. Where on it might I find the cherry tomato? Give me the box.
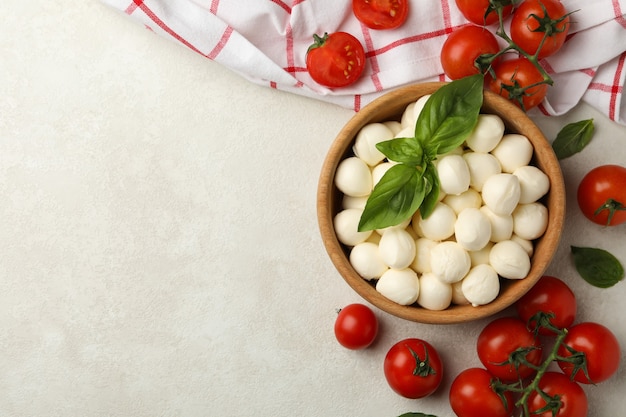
[527,372,588,417]
[510,0,570,59]
[477,317,542,382]
[516,275,576,335]
[383,338,443,399]
[455,0,514,26]
[440,25,501,80]
[334,303,378,350]
[306,32,366,88]
[577,164,626,226]
[557,322,621,384]
[488,57,548,110]
[449,367,515,417]
[352,0,409,30]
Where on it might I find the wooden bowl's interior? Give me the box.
[317,83,566,324]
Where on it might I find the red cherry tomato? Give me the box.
[516,275,577,335]
[306,32,366,88]
[455,0,514,25]
[383,338,443,399]
[488,57,548,110]
[476,317,542,382]
[527,372,588,417]
[449,367,515,417]
[558,322,621,384]
[440,25,501,80]
[352,0,409,30]
[510,0,570,59]
[334,303,378,350]
[577,164,626,226]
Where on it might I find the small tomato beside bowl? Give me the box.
[577,164,626,226]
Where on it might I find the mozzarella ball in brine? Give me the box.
[335,157,372,197]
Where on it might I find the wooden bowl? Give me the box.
[317,82,565,324]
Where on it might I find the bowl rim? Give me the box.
[317,82,566,324]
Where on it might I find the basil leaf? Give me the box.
[415,73,484,155]
[418,162,440,219]
[571,246,625,288]
[376,137,424,166]
[397,413,438,417]
[552,119,595,160]
[358,164,424,232]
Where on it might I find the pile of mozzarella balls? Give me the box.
[333,95,550,310]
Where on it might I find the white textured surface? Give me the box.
[1,1,625,416]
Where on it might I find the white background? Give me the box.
[1,1,624,416]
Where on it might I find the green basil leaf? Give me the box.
[358,164,424,231]
[571,246,625,288]
[376,137,424,166]
[415,73,484,155]
[397,413,438,417]
[552,119,595,160]
[418,162,440,219]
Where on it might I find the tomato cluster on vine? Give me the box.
[441,0,573,111]
[450,275,621,417]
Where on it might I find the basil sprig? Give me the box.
[551,119,595,160]
[571,246,625,288]
[358,74,484,232]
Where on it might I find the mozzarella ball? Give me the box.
[451,280,470,305]
[437,154,471,195]
[376,268,420,305]
[395,126,414,139]
[465,114,505,153]
[481,173,521,216]
[463,152,502,192]
[401,101,418,129]
[383,120,403,136]
[491,134,533,173]
[349,242,388,280]
[413,202,456,241]
[513,165,550,204]
[353,123,394,166]
[489,240,531,279]
[480,206,513,243]
[512,202,548,240]
[412,94,431,121]
[376,217,411,235]
[462,264,500,307]
[511,234,534,257]
[411,237,438,273]
[335,157,372,197]
[342,195,368,210]
[372,162,394,186]
[454,208,492,251]
[469,241,493,266]
[443,188,482,215]
[378,228,416,269]
[430,241,471,284]
[417,272,453,310]
[334,209,372,246]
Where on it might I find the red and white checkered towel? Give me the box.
[102,0,626,124]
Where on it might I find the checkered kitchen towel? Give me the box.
[102,0,626,124]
